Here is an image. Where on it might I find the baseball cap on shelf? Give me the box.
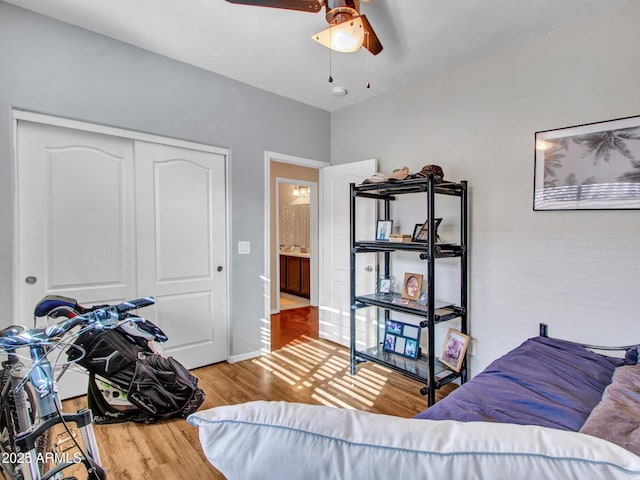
[362,172,390,184]
[389,166,410,180]
[409,165,444,182]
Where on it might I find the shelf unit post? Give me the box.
[459,180,468,381]
[382,195,392,350]
[349,183,357,375]
[426,174,436,406]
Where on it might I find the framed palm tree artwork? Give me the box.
[534,115,640,210]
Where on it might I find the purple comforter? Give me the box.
[415,336,624,431]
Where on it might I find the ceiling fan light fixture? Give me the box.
[312,16,365,53]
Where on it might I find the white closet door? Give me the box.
[16,121,137,398]
[134,141,228,368]
[16,121,137,318]
[15,121,229,399]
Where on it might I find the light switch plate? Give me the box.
[238,241,250,255]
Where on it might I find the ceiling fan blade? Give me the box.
[224,0,321,13]
[359,14,383,55]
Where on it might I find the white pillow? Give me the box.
[188,401,640,480]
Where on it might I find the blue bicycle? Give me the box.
[0,296,155,480]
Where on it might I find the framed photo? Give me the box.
[534,115,640,211]
[417,291,427,306]
[439,328,470,372]
[376,276,395,299]
[401,273,423,301]
[411,218,442,242]
[383,320,421,360]
[376,220,393,241]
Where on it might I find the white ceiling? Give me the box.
[5,0,637,111]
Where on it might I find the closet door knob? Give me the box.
[25,276,37,284]
[217,266,223,272]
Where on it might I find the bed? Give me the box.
[187,332,640,479]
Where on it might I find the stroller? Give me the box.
[34,295,205,424]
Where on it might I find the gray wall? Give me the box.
[0,2,330,357]
[332,3,640,373]
[3,0,639,375]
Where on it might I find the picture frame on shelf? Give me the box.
[417,291,427,306]
[401,273,423,301]
[376,220,393,241]
[534,115,640,211]
[376,276,395,299]
[382,320,421,360]
[411,218,442,242]
[439,328,470,372]
[411,224,425,242]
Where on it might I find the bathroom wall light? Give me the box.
[293,185,310,197]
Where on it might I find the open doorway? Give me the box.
[277,181,312,310]
[266,153,328,351]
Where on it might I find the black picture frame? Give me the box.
[376,220,393,241]
[382,319,421,360]
[411,218,442,242]
[534,115,640,211]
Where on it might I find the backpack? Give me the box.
[68,324,205,424]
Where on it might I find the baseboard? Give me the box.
[227,350,263,364]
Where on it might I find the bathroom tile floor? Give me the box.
[280,292,310,310]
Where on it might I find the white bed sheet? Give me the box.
[188,400,640,480]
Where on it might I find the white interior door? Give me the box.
[16,121,137,316]
[319,160,377,348]
[16,121,137,398]
[135,141,228,368]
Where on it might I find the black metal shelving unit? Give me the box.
[349,175,468,406]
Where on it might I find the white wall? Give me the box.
[331,3,640,373]
[0,2,330,358]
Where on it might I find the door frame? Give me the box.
[11,110,231,356]
[264,151,329,351]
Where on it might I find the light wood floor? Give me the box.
[63,337,455,479]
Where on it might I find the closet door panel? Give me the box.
[135,141,228,368]
[16,120,136,319]
[16,120,136,399]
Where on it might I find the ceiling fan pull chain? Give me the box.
[365,31,371,88]
[328,23,333,83]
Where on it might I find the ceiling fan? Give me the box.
[225,0,383,55]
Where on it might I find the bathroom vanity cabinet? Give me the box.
[280,253,310,299]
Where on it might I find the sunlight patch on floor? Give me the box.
[252,357,301,385]
[252,337,389,410]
